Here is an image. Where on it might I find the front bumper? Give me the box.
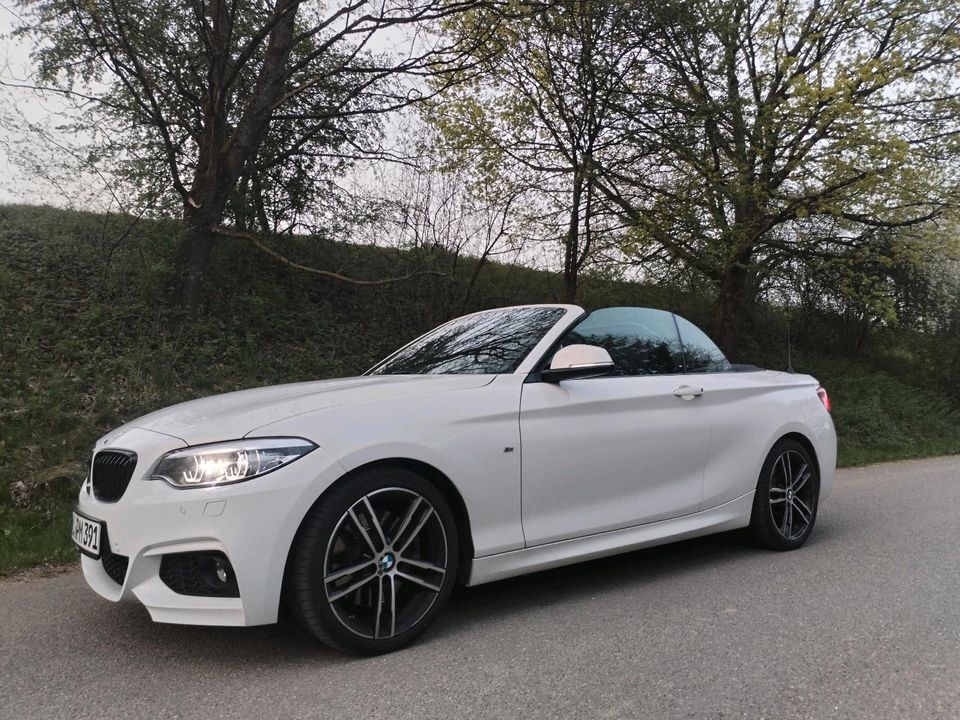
[76,427,342,626]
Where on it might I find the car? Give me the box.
[72,304,836,654]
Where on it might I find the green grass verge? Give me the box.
[799,356,960,466]
[0,512,75,576]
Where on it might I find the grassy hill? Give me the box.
[2,203,958,574]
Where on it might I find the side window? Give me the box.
[563,307,683,376]
[674,315,732,373]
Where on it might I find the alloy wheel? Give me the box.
[767,449,816,541]
[323,487,448,640]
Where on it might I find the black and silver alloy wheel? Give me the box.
[324,488,447,640]
[767,450,816,541]
[748,438,819,550]
[288,467,459,655]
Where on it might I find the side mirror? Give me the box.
[540,344,616,383]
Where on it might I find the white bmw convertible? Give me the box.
[73,305,836,654]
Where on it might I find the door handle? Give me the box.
[673,385,704,400]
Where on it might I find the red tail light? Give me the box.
[816,386,831,413]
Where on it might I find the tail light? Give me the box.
[816,386,831,413]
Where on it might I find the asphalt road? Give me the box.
[2,456,959,720]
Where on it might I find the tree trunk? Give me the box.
[234,176,250,232]
[169,1,301,311]
[173,167,234,309]
[173,214,218,310]
[562,257,579,303]
[562,170,583,303]
[716,199,766,359]
[715,252,753,360]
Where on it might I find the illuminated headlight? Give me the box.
[149,438,317,488]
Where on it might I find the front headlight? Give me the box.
[149,437,317,488]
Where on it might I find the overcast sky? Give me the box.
[1,4,58,204]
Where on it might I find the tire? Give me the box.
[287,465,459,655]
[747,438,819,550]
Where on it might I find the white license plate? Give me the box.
[71,511,103,559]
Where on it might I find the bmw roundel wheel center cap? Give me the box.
[379,552,395,573]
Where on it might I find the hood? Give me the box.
[117,375,495,446]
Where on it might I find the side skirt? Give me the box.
[467,491,755,586]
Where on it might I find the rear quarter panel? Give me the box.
[693,371,837,510]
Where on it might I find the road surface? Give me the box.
[1,455,958,719]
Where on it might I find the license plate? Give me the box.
[71,511,103,559]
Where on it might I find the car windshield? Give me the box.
[369,307,566,375]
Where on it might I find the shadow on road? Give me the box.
[72,521,838,667]
[436,529,763,639]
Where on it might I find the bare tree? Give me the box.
[14,0,503,307]
[428,0,646,302]
[349,120,526,313]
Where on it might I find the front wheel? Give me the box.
[287,467,459,655]
[748,439,819,550]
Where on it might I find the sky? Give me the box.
[2,2,139,212]
[0,3,66,204]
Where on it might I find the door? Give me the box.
[519,308,714,546]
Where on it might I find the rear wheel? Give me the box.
[748,439,819,550]
[287,467,458,655]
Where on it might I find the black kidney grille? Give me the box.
[91,450,138,502]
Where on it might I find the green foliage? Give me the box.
[1,204,957,574]
[0,512,74,576]
[598,0,960,351]
[796,357,960,467]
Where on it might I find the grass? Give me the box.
[800,356,960,467]
[1,203,958,574]
[0,512,74,576]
